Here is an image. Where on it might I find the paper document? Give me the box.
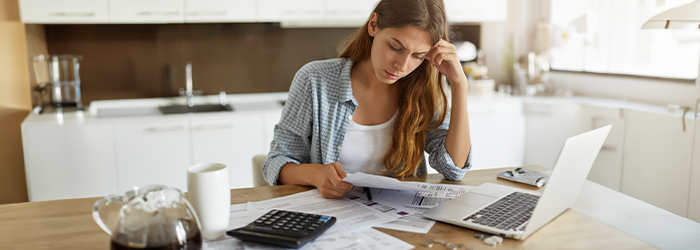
[227,203,267,230]
[342,173,432,192]
[204,235,244,250]
[369,183,474,208]
[345,190,436,234]
[246,189,402,233]
[239,228,414,250]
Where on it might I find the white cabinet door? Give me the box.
[114,120,191,193]
[19,0,110,24]
[191,114,262,189]
[258,0,323,22]
[524,101,589,170]
[468,99,525,170]
[22,124,118,201]
[185,0,256,23]
[444,0,507,22]
[324,0,377,22]
[622,110,695,217]
[583,105,626,191]
[688,115,700,222]
[109,0,184,23]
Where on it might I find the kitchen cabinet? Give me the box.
[467,99,525,170]
[109,0,184,24]
[621,110,695,217]
[22,123,118,201]
[583,105,626,192]
[184,0,256,23]
[324,0,377,22]
[426,97,525,174]
[191,114,263,189]
[114,118,191,193]
[444,0,507,23]
[688,114,700,223]
[523,100,589,170]
[19,0,110,24]
[258,0,323,22]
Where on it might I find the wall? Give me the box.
[42,24,479,105]
[43,24,356,105]
[0,0,31,204]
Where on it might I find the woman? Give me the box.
[263,0,472,199]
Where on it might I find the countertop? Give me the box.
[22,92,697,127]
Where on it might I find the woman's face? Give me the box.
[368,16,433,84]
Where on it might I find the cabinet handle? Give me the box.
[144,125,186,132]
[49,12,96,17]
[192,123,234,131]
[137,11,181,16]
[187,11,227,16]
[667,104,690,132]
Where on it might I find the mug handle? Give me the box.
[92,194,128,235]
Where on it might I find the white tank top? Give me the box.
[338,112,398,175]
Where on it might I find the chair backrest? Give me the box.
[252,154,270,187]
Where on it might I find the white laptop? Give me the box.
[423,125,611,240]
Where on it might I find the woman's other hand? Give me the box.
[426,39,468,86]
[314,162,354,199]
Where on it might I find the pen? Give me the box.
[364,187,372,202]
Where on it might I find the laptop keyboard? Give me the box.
[463,192,539,231]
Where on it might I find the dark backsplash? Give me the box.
[44,23,478,104]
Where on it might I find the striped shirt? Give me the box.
[263,58,472,185]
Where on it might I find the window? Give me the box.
[550,0,699,80]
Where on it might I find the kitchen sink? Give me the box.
[159,104,234,114]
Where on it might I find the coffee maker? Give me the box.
[32,54,83,112]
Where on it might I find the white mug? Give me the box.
[187,163,230,240]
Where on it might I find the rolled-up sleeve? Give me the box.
[263,66,314,185]
[425,110,472,181]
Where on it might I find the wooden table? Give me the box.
[0,166,657,250]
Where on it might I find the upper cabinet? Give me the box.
[325,0,377,22]
[444,0,507,22]
[20,0,506,24]
[258,0,323,22]
[109,0,184,24]
[185,0,256,23]
[19,0,110,24]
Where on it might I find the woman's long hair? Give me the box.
[339,0,449,178]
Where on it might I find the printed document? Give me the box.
[368,182,474,208]
[246,189,402,233]
[342,172,431,192]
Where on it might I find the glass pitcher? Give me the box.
[92,185,203,250]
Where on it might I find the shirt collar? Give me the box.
[339,59,358,107]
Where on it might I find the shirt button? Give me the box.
[348,115,352,120]
[337,146,342,150]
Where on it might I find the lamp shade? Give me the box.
[641,0,700,29]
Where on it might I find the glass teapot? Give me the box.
[92,185,203,250]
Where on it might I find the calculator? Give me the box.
[226,210,337,248]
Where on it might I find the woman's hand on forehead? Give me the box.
[426,39,468,86]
